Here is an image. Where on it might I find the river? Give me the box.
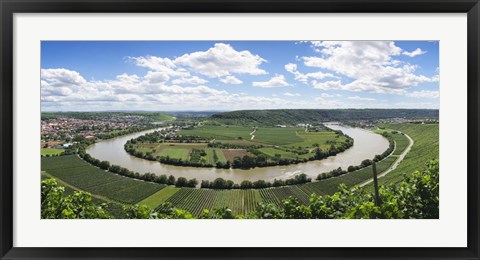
[86,124,389,182]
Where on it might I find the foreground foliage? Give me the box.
[41,179,111,219]
[42,159,438,219]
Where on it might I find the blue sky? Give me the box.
[41,41,439,111]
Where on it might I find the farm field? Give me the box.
[298,155,398,196]
[369,123,439,187]
[42,172,128,218]
[133,143,207,159]
[41,148,64,156]
[164,188,262,216]
[258,147,298,159]
[391,133,410,156]
[289,131,345,149]
[139,186,180,208]
[41,155,165,204]
[252,127,304,145]
[159,148,190,160]
[130,124,352,167]
[374,129,410,156]
[178,125,255,141]
[213,148,227,163]
[222,149,248,161]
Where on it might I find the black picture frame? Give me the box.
[1,0,479,259]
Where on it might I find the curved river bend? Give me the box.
[86,124,389,183]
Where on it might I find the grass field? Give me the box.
[133,143,207,160]
[253,127,304,145]
[204,148,216,164]
[139,186,180,208]
[179,125,254,141]
[159,148,190,160]
[292,131,341,147]
[179,125,307,145]
[42,155,166,204]
[213,148,227,163]
[258,147,298,159]
[41,148,64,156]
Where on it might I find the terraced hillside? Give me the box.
[373,123,439,186]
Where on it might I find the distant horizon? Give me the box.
[41,108,440,113]
[41,41,439,111]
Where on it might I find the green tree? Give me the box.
[175,177,188,187]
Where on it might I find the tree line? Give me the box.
[211,109,439,126]
[200,173,312,190]
[78,151,198,188]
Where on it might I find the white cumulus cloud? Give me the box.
[311,80,343,90]
[285,63,336,84]
[220,75,243,85]
[402,48,427,57]
[283,92,300,97]
[171,76,208,85]
[302,41,438,93]
[174,43,267,78]
[127,56,189,78]
[252,75,290,88]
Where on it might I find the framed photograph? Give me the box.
[1,0,479,259]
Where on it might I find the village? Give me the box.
[41,114,154,148]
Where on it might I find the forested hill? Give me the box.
[210,109,439,125]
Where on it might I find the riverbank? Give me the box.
[86,124,389,182]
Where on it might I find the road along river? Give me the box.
[86,124,389,183]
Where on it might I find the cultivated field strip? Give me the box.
[392,133,410,156]
[258,189,283,206]
[297,152,399,196]
[213,189,262,215]
[164,188,262,216]
[139,186,180,208]
[165,188,214,216]
[42,155,91,170]
[163,189,194,206]
[258,186,310,208]
[41,155,166,204]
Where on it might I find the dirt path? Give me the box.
[250,129,256,140]
[357,132,414,188]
